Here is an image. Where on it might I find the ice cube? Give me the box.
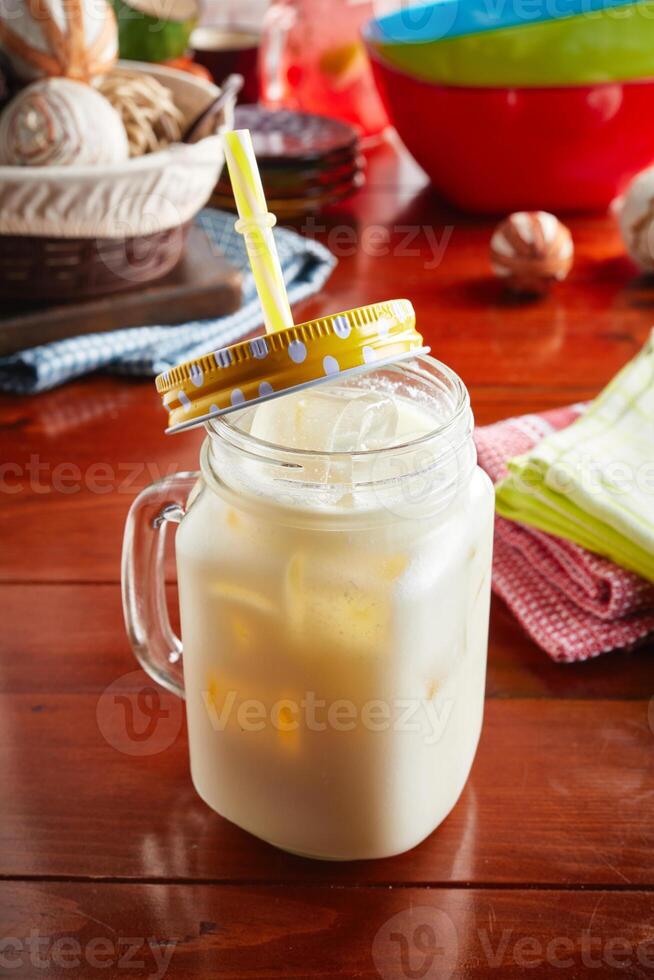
[250,388,344,451]
[331,390,398,452]
[250,386,398,453]
[249,386,399,488]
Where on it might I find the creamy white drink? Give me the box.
[175,359,494,859]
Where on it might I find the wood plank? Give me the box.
[0,381,200,583]
[303,270,653,393]
[1,881,654,979]
[486,600,654,699]
[1,584,652,700]
[1,695,652,886]
[0,584,179,695]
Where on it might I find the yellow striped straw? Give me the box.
[223,129,295,334]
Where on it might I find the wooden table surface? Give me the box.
[1,139,654,979]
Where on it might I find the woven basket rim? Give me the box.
[0,220,191,245]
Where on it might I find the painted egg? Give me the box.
[0,0,117,81]
[0,76,129,165]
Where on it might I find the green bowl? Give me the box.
[371,2,654,87]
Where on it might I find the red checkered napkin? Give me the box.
[475,406,654,662]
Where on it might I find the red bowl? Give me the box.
[367,50,654,214]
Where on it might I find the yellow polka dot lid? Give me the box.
[156,299,427,433]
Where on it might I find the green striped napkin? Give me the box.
[495,331,654,582]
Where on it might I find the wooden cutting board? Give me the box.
[0,225,243,357]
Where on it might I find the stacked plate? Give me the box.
[211,105,365,218]
[362,0,654,212]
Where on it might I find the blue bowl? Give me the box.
[366,0,638,44]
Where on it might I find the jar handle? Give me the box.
[121,472,199,700]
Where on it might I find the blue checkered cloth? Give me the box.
[0,209,337,394]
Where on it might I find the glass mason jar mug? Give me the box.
[122,355,494,860]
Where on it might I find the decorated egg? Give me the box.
[0,77,129,165]
[0,0,117,82]
[490,211,574,296]
[618,166,654,272]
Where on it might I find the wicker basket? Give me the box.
[0,222,192,301]
[0,62,234,302]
